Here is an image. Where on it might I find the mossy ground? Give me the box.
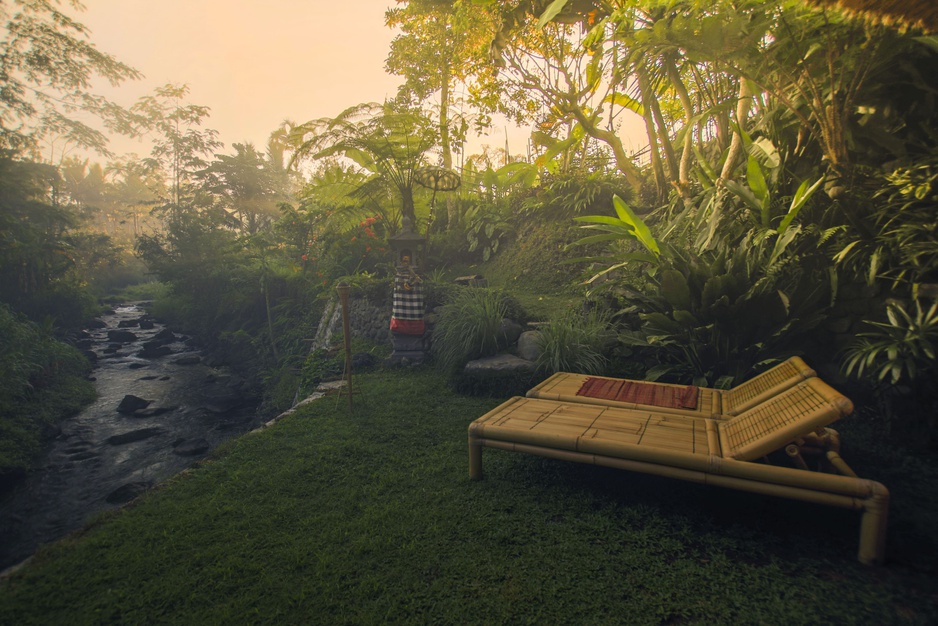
[1,368,935,625]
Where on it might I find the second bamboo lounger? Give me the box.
[469,377,889,565]
[526,356,816,418]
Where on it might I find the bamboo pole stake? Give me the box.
[336,282,353,411]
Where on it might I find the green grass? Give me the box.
[436,217,587,322]
[112,280,171,303]
[1,368,936,625]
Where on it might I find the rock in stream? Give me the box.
[0,303,262,572]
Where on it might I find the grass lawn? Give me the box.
[1,367,936,625]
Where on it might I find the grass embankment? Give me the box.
[1,368,936,624]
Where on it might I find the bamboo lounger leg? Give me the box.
[469,435,483,481]
[858,482,890,565]
[468,436,890,565]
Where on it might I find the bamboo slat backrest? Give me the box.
[718,377,853,461]
[719,357,817,416]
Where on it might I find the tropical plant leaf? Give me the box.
[778,176,824,234]
[538,0,570,28]
[612,195,660,257]
[724,180,762,214]
[748,137,781,169]
[745,156,770,226]
[603,92,644,116]
[660,269,692,311]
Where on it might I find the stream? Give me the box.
[0,303,263,571]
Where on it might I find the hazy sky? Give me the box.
[76,1,640,162]
[79,0,414,156]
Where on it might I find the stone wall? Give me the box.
[347,295,391,344]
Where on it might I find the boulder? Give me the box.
[498,318,524,347]
[173,438,210,456]
[464,353,536,374]
[203,396,241,414]
[173,355,201,366]
[86,318,107,329]
[117,319,139,328]
[137,345,172,358]
[154,328,176,341]
[107,329,137,343]
[517,330,542,362]
[75,338,94,350]
[117,394,151,414]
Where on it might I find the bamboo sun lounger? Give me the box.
[526,356,817,419]
[468,377,890,565]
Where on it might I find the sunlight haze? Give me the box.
[78,1,640,162]
[81,0,408,155]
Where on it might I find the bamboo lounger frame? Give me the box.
[526,356,817,418]
[468,377,889,565]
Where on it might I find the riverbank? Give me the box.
[0,304,96,486]
[0,303,263,571]
[1,367,936,624]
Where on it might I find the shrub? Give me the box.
[841,299,938,447]
[0,304,94,477]
[432,288,516,372]
[535,310,610,375]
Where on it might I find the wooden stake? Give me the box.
[336,282,353,410]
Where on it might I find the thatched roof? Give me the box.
[807,0,938,33]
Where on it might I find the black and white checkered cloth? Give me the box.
[392,275,425,321]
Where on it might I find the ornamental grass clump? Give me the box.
[535,309,610,375]
[432,288,510,372]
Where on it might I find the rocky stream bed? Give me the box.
[0,304,263,571]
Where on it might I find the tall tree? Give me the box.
[288,101,437,232]
[386,1,495,228]
[0,0,140,159]
[482,2,646,192]
[0,155,74,299]
[198,143,288,235]
[130,84,222,219]
[386,1,493,169]
[103,157,163,242]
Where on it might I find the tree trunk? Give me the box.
[718,78,753,184]
[566,104,643,194]
[648,86,680,190]
[401,186,417,229]
[440,60,460,230]
[666,57,694,204]
[638,69,668,202]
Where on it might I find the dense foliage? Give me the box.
[2,0,937,466]
[2,2,938,621]
[0,304,93,479]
